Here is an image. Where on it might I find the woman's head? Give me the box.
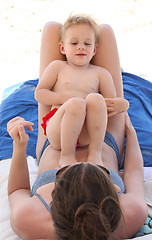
[51,163,122,240]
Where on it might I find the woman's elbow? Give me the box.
[137,201,148,226]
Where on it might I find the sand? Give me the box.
[0,0,152,100]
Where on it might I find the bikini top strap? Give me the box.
[34,192,51,211]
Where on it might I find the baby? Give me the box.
[35,14,129,166]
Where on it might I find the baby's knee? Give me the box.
[67,97,86,116]
[86,93,106,107]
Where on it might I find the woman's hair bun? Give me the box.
[73,201,108,240]
[73,196,121,240]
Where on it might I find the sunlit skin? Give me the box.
[35,23,128,167]
[59,24,97,67]
[7,21,147,240]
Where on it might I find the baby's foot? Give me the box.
[59,154,77,168]
[87,150,103,165]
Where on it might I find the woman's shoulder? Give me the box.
[32,169,57,195]
[11,196,55,239]
[116,193,148,239]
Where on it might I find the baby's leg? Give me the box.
[85,93,107,165]
[46,98,86,167]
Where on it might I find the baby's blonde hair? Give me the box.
[60,14,100,44]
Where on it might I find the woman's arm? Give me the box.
[7,117,57,240]
[7,117,34,196]
[123,113,145,192]
[8,140,30,196]
[123,113,147,211]
[113,113,148,239]
[120,113,148,236]
[7,117,34,238]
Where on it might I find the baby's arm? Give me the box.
[35,60,74,106]
[98,68,117,99]
[98,67,129,117]
[105,98,129,117]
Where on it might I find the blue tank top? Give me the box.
[31,169,125,211]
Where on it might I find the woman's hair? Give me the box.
[60,14,100,44]
[51,163,122,240]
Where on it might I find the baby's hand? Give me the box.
[105,98,129,117]
[7,117,34,144]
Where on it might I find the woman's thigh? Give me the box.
[92,24,125,158]
[37,22,64,158]
[92,24,123,98]
[106,112,125,161]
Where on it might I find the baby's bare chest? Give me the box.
[54,67,99,96]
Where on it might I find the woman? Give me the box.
[7,21,147,240]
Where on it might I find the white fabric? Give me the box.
[0,157,37,240]
[144,176,152,218]
[0,157,152,240]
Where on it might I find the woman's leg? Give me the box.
[92,24,125,162]
[92,24,123,98]
[37,22,64,159]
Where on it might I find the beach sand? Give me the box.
[0,0,152,100]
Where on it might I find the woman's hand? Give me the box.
[7,117,34,144]
[105,98,129,117]
[7,117,33,197]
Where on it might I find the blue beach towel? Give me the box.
[122,72,152,167]
[0,73,152,166]
[0,79,38,160]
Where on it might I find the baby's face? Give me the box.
[60,24,97,67]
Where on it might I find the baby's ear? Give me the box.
[93,44,98,56]
[59,42,65,54]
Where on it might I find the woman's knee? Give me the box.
[43,21,62,34]
[99,24,114,39]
